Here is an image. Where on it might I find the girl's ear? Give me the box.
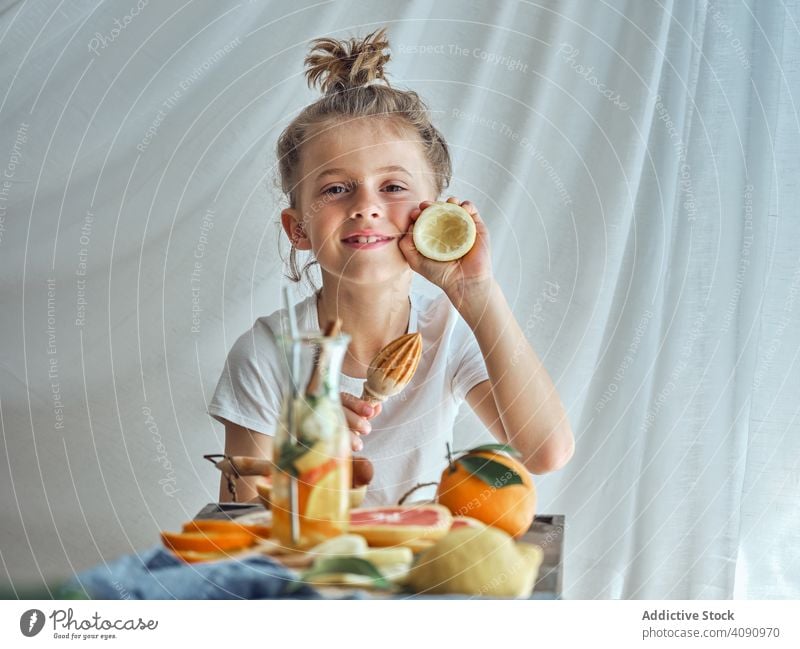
[281,208,312,251]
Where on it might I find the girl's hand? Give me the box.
[340,392,382,452]
[398,197,494,307]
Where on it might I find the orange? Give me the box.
[160,530,255,554]
[182,519,271,540]
[435,451,536,538]
[170,549,230,564]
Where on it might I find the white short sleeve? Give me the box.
[449,323,490,403]
[208,322,285,435]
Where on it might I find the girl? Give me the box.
[209,28,574,506]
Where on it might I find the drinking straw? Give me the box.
[282,286,300,545]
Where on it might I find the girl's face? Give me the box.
[282,118,437,286]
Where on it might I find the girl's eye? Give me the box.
[383,184,406,193]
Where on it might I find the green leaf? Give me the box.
[457,443,522,457]
[275,439,312,475]
[284,579,308,595]
[300,557,392,590]
[457,455,524,488]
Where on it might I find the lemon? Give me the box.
[305,465,346,519]
[412,202,477,262]
[294,440,333,475]
[310,534,369,558]
[405,526,543,597]
[349,484,367,508]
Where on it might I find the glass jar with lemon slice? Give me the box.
[272,332,352,549]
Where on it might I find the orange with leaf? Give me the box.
[435,444,536,539]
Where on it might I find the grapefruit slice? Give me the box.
[349,505,452,548]
[450,516,486,531]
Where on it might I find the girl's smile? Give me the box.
[340,232,397,249]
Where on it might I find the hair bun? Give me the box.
[305,28,391,94]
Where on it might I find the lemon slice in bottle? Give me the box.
[412,202,477,262]
[305,464,345,519]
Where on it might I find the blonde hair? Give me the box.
[277,28,452,287]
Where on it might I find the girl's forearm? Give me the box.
[453,280,574,473]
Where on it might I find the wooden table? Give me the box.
[195,503,564,599]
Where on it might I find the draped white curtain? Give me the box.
[1,0,797,598]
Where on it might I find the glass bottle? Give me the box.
[271,332,352,549]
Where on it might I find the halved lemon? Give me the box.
[412,202,477,262]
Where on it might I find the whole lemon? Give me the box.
[405,526,543,597]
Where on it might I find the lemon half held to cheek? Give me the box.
[412,202,477,262]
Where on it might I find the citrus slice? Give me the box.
[160,530,255,553]
[349,504,453,547]
[305,465,346,519]
[170,549,230,564]
[349,484,367,508]
[255,477,272,509]
[182,519,272,540]
[294,440,335,475]
[412,202,477,262]
[449,516,486,531]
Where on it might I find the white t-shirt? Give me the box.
[208,290,490,507]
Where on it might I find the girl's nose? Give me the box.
[349,184,382,219]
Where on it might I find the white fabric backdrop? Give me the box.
[1,0,797,598]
